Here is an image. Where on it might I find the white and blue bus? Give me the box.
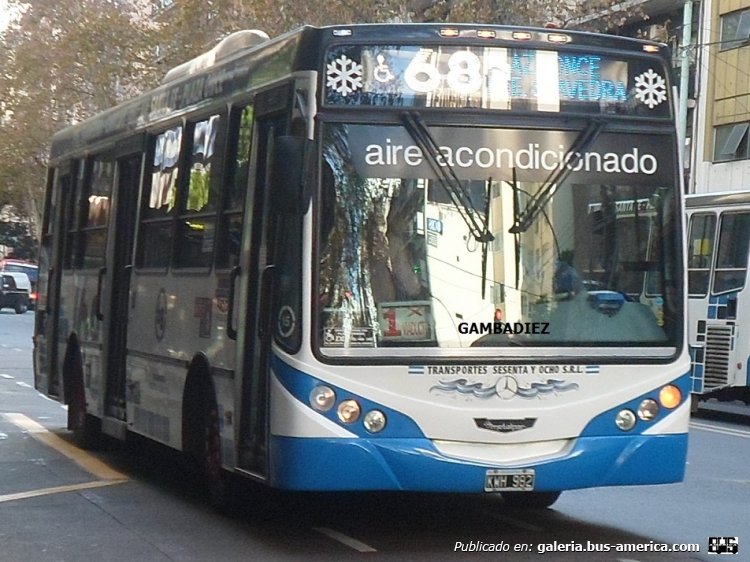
[35,23,688,508]
[686,191,750,403]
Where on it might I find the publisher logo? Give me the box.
[708,537,738,555]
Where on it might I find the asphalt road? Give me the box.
[1,309,748,561]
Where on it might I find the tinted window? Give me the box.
[175,115,224,269]
[80,158,114,269]
[713,212,750,294]
[687,213,715,296]
[138,126,183,268]
[216,105,254,269]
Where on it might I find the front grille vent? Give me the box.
[703,325,733,389]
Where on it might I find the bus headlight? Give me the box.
[363,410,387,433]
[615,409,637,431]
[659,385,681,409]
[337,400,361,424]
[637,399,659,421]
[309,385,336,412]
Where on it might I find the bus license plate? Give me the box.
[484,469,535,492]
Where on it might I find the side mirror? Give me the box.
[270,135,310,215]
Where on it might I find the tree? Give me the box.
[0,215,37,260]
[154,0,644,75]
[410,0,640,30]
[0,0,160,236]
[153,0,412,74]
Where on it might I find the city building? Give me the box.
[692,0,750,193]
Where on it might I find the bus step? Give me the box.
[101,416,128,440]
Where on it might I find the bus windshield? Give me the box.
[317,121,679,357]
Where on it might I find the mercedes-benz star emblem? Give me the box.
[495,376,519,400]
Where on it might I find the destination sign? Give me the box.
[342,125,673,185]
[324,44,671,117]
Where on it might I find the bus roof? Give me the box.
[685,190,750,209]
[48,23,671,163]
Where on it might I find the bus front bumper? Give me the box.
[268,432,687,492]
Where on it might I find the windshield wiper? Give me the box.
[400,111,494,243]
[510,167,521,290]
[509,118,606,234]
[481,178,492,299]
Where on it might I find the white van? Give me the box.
[0,260,39,309]
[0,272,32,314]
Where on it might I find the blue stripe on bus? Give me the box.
[689,346,704,393]
[691,364,704,393]
[268,433,688,491]
[271,355,426,438]
[707,293,739,321]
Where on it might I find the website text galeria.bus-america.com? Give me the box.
[453,540,701,554]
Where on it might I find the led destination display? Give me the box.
[325,44,671,116]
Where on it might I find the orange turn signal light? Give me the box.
[659,385,681,409]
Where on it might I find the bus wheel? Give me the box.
[502,491,561,509]
[201,400,230,509]
[690,394,700,414]
[63,344,102,449]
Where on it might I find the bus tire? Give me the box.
[501,491,561,509]
[63,342,102,449]
[690,394,700,414]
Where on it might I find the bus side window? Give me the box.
[79,157,114,270]
[137,125,183,269]
[687,212,715,296]
[62,161,83,270]
[216,104,254,270]
[174,114,224,269]
[714,212,750,294]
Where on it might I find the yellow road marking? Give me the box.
[2,413,129,481]
[0,480,127,504]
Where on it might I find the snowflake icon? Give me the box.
[634,68,667,109]
[326,55,363,96]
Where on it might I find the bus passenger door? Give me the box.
[236,86,291,476]
[34,165,76,398]
[100,152,142,428]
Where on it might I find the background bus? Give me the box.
[686,191,750,404]
[35,23,688,509]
